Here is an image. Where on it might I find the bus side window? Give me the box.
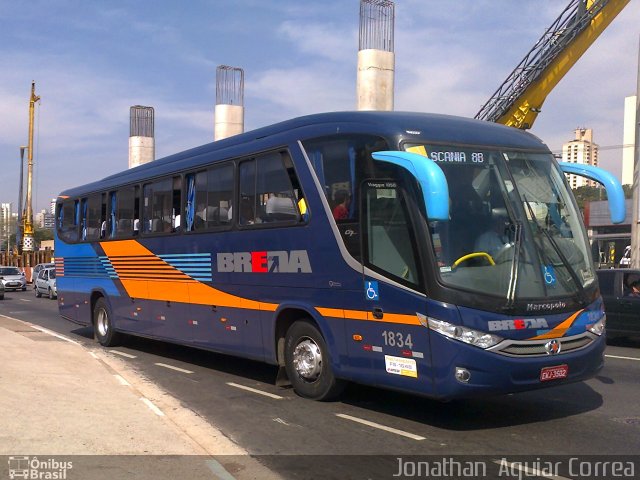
[143,179,173,234]
[238,160,258,225]
[172,176,181,232]
[85,194,102,241]
[57,199,79,243]
[301,134,389,261]
[116,186,136,238]
[185,167,233,231]
[80,198,88,241]
[259,152,301,223]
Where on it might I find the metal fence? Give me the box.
[130,105,154,138]
[216,65,244,106]
[359,0,395,52]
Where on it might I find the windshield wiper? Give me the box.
[523,196,587,302]
[504,221,522,309]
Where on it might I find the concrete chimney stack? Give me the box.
[129,106,155,168]
[357,0,395,111]
[214,65,244,141]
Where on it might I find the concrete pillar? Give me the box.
[129,105,155,169]
[128,136,155,169]
[214,104,244,141]
[357,49,395,111]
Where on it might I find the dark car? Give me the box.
[596,269,640,340]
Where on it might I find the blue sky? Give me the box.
[1,0,639,214]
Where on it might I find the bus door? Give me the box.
[345,180,431,388]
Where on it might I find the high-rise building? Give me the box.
[562,128,599,189]
[35,209,55,230]
[1,203,11,250]
[50,198,56,215]
[621,95,637,186]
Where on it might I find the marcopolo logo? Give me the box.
[217,250,312,273]
[488,318,549,331]
[8,456,73,479]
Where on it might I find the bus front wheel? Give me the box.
[284,320,345,401]
[93,297,120,347]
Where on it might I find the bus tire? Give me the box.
[93,297,120,347]
[284,320,345,401]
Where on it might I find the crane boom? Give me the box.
[475,0,629,129]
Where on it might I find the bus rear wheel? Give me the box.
[93,297,120,347]
[284,320,345,401]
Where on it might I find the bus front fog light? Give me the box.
[455,367,471,383]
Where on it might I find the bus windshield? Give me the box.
[404,145,594,300]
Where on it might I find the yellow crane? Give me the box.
[22,81,40,252]
[476,0,629,130]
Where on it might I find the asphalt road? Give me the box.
[2,289,639,479]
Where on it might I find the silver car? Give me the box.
[35,267,57,299]
[0,266,27,291]
[32,262,54,289]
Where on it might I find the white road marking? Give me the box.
[605,354,640,361]
[114,374,131,386]
[19,299,32,302]
[226,382,283,399]
[154,362,194,374]
[493,459,571,480]
[89,352,99,359]
[336,413,426,441]
[109,350,137,359]
[29,325,81,346]
[140,397,164,416]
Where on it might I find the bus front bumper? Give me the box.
[428,331,606,400]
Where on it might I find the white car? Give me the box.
[0,266,27,291]
[34,267,57,299]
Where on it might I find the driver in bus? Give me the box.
[474,212,510,258]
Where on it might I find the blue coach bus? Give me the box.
[55,111,625,401]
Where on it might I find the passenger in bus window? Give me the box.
[626,275,640,297]
[332,190,351,220]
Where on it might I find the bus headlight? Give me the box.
[588,314,606,336]
[426,317,502,349]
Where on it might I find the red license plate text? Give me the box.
[540,364,569,382]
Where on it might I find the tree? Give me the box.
[571,184,633,213]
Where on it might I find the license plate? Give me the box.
[540,364,569,382]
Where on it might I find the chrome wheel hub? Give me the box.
[292,338,322,380]
[96,309,109,337]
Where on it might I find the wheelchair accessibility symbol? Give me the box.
[542,265,557,286]
[365,281,379,301]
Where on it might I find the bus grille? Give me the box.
[490,333,596,357]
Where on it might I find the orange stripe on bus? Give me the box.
[99,240,418,326]
[529,309,584,340]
